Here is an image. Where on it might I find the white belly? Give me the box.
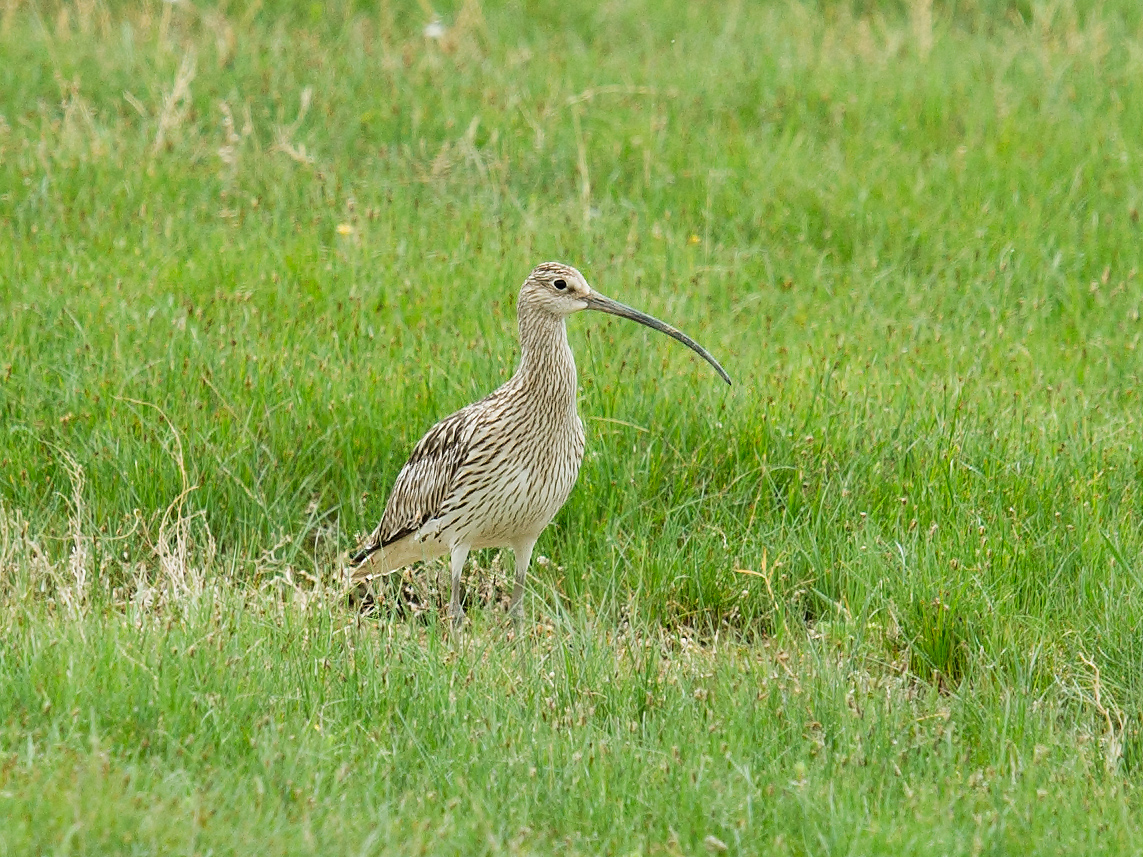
[461,457,580,548]
[427,418,584,550]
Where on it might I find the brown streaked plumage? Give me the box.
[349,262,730,628]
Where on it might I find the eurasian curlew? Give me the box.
[348,262,730,628]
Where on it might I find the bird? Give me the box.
[348,262,730,628]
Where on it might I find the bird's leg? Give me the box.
[448,543,470,631]
[509,538,537,623]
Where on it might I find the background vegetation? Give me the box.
[2,0,1143,852]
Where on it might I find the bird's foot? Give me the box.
[448,603,466,634]
[507,599,526,636]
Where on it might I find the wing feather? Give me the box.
[349,402,483,566]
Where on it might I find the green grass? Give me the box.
[3,0,1143,852]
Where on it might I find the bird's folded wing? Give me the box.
[351,405,481,563]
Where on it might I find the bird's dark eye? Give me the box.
[553,279,567,290]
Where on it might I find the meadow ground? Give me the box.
[3,0,1143,853]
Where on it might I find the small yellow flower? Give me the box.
[688,233,701,245]
[336,223,353,235]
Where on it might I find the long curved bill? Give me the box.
[584,292,732,385]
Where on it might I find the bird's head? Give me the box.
[518,262,593,317]
[517,261,732,385]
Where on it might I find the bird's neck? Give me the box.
[514,306,578,409]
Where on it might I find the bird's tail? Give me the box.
[346,532,429,580]
[348,543,379,567]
